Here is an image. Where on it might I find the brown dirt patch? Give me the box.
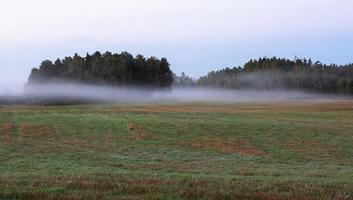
[0,122,15,142]
[94,100,353,115]
[20,123,53,139]
[3,100,353,115]
[100,104,259,114]
[182,137,266,157]
[127,120,159,141]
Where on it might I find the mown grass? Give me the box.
[0,101,353,199]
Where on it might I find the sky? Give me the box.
[1,0,353,92]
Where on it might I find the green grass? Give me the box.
[0,102,353,199]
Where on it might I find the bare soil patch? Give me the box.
[96,100,353,115]
[0,122,15,142]
[127,120,159,141]
[20,123,53,139]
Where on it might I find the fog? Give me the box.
[0,82,344,105]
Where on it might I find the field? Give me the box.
[0,100,353,199]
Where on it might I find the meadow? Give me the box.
[0,100,352,199]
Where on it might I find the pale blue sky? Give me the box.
[1,0,353,92]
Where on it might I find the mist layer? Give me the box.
[0,83,345,105]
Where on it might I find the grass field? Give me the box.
[0,100,353,199]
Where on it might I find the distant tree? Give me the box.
[173,72,195,87]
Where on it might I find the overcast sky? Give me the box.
[1,0,353,92]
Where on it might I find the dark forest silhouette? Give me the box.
[197,57,353,94]
[28,51,174,88]
[28,53,353,94]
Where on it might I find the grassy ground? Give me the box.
[0,100,353,199]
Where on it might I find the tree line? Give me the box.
[28,51,174,88]
[197,57,353,94]
[28,53,353,94]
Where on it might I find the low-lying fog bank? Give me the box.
[0,83,350,105]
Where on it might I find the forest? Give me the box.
[28,53,353,94]
[28,51,174,88]
[197,57,353,94]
